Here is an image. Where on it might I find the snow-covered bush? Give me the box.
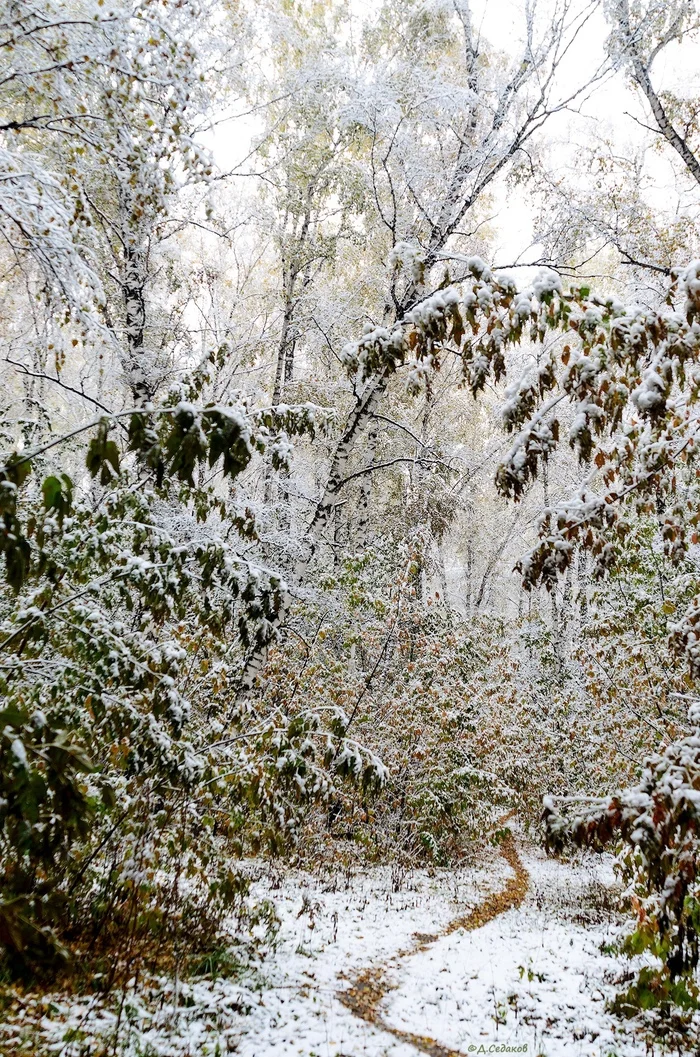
[544,713,700,1012]
[0,373,323,972]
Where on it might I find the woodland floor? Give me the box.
[1,831,694,1056]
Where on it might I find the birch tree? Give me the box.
[238,0,611,690]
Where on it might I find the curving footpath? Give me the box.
[338,825,529,1057]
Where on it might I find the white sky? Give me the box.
[486,0,700,270]
[202,0,700,275]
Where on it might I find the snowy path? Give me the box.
[337,827,529,1057]
[3,839,665,1056]
[378,851,639,1057]
[239,838,651,1057]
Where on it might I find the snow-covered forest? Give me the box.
[2,0,700,1053]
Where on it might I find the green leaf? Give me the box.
[86,422,120,485]
[3,533,31,592]
[2,454,32,490]
[42,476,62,509]
[41,474,72,521]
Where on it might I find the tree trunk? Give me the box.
[123,242,150,404]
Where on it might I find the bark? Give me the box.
[617,0,700,187]
[123,242,150,404]
[273,278,299,405]
[576,547,589,627]
[356,419,379,548]
[272,299,293,407]
[465,538,474,616]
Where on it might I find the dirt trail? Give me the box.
[337,827,529,1057]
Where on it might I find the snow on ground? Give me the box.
[384,847,644,1057]
[235,852,513,1057]
[241,843,659,1057]
[2,841,687,1057]
[0,853,509,1057]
